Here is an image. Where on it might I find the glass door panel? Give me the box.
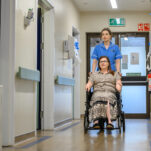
[120,33,149,118]
[122,86,146,114]
[120,36,146,76]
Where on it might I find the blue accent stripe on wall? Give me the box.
[20,136,51,149]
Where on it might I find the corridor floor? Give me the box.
[3,119,151,151]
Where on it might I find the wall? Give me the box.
[52,0,80,124]
[0,86,3,149]
[15,0,37,136]
[80,11,151,114]
[0,0,15,145]
[13,0,80,135]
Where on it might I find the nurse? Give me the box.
[91,28,122,73]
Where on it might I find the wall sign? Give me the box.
[148,74,151,91]
[138,23,143,31]
[109,18,125,26]
[138,23,150,31]
[144,23,150,31]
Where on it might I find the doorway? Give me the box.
[86,32,149,118]
[37,7,44,130]
[36,2,55,130]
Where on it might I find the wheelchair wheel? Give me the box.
[84,113,89,133]
[121,112,125,132]
[117,116,121,133]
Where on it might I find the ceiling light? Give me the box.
[124,37,128,41]
[110,0,117,9]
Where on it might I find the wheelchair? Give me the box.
[84,91,125,133]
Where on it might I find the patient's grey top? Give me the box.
[89,71,121,105]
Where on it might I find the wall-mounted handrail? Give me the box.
[55,76,75,86]
[17,67,40,82]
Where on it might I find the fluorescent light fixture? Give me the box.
[110,0,117,9]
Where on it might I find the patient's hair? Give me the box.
[98,56,114,76]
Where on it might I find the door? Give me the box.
[120,32,149,118]
[86,32,149,118]
[37,7,45,129]
[37,7,42,130]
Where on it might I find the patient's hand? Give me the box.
[116,80,122,92]
[85,83,90,92]
[88,72,92,76]
[116,80,122,86]
[85,81,93,92]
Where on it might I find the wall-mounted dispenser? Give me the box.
[63,35,81,64]
[24,8,34,28]
[63,40,70,52]
[63,35,75,59]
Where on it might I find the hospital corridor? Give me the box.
[0,0,151,151]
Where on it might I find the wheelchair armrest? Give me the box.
[116,91,121,100]
[86,91,93,101]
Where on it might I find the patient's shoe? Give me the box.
[93,120,100,129]
[106,123,114,129]
[93,123,100,129]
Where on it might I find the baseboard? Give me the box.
[81,114,84,119]
[15,131,35,143]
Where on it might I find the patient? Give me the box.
[85,56,122,129]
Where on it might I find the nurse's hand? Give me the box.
[118,72,122,77]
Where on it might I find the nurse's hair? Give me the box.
[98,56,114,76]
[100,28,112,38]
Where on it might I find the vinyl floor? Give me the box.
[3,119,151,151]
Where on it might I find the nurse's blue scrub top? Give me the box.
[91,42,122,71]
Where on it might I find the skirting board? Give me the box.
[15,131,35,143]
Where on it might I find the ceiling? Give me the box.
[72,0,151,12]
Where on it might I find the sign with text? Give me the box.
[109,18,125,26]
[138,23,150,31]
[138,23,143,31]
[148,74,151,91]
[144,23,150,31]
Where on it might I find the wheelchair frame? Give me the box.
[84,91,125,133]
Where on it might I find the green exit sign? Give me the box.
[109,18,125,26]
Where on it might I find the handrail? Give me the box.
[55,75,75,86]
[17,67,40,82]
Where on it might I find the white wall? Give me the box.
[80,11,151,114]
[0,86,3,150]
[52,0,80,123]
[15,0,37,136]
[0,0,15,146]
[1,0,80,140]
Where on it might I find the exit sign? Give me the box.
[109,18,125,26]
